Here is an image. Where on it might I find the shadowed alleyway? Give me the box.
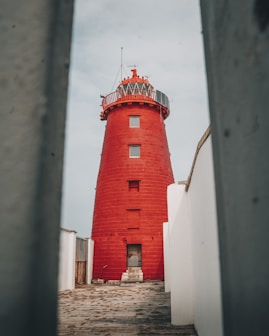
[58,281,197,336]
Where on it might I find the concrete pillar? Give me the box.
[0,1,74,335]
[200,1,269,335]
[58,229,77,291]
[86,239,94,284]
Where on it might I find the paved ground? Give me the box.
[58,281,197,336]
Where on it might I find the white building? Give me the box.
[164,127,223,336]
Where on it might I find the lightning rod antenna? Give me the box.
[121,47,123,81]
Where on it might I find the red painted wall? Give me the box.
[91,102,174,280]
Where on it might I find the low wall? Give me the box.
[58,228,77,291]
[58,229,94,291]
[164,131,223,336]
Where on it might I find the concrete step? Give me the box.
[121,268,143,282]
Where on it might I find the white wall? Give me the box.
[163,222,170,292]
[164,134,223,336]
[164,181,188,293]
[86,238,94,284]
[166,184,194,325]
[189,136,223,336]
[58,228,76,291]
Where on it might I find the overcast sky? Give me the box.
[60,0,210,238]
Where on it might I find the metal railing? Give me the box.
[102,88,170,112]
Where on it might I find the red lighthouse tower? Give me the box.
[91,69,174,281]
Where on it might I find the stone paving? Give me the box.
[58,281,197,336]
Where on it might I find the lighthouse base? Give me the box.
[121,267,143,283]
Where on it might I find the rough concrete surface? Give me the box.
[58,281,197,336]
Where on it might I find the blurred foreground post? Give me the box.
[0,1,74,335]
[200,1,269,335]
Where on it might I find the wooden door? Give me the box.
[75,238,87,285]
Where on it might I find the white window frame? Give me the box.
[129,115,140,128]
[129,145,140,158]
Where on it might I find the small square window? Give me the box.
[129,180,140,191]
[129,145,140,158]
[129,116,140,128]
